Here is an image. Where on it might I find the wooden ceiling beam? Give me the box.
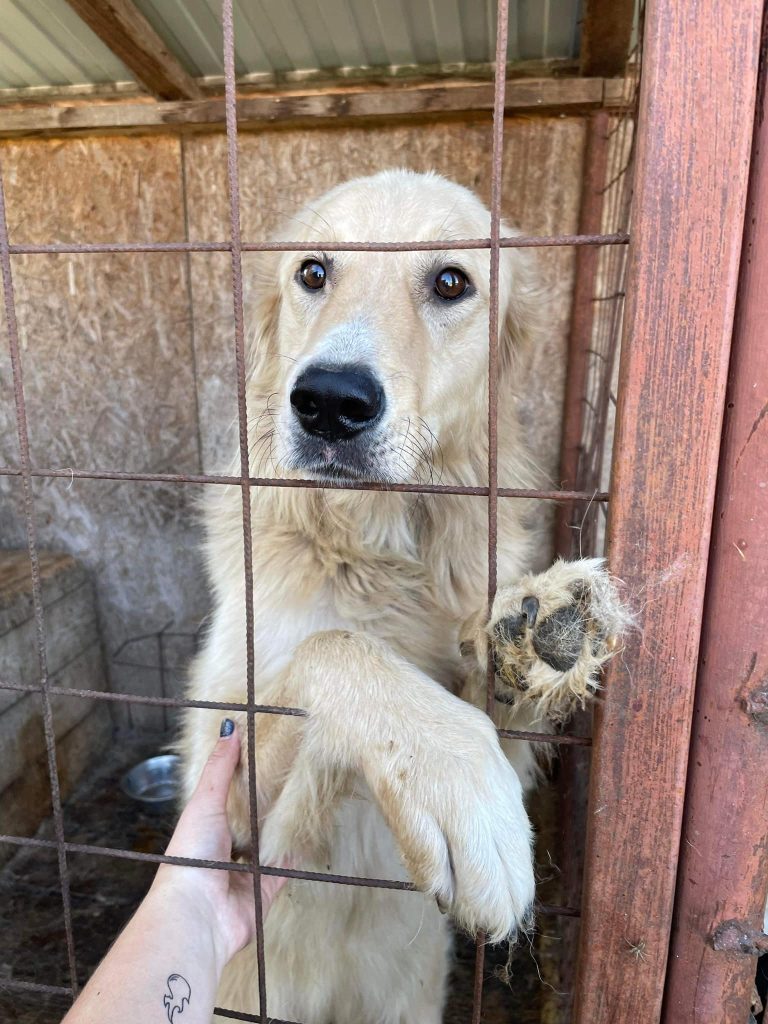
[580,0,635,78]
[65,0,202,100]
[0,78,630,140]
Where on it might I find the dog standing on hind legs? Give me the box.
[178,170,630,1023]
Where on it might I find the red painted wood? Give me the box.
[573,2,764,1021]
[662,21,768,1021]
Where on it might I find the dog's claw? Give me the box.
[521,595,539,627]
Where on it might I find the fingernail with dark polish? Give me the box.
[220,718,235,737]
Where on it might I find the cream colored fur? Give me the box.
[178,170,625,1024]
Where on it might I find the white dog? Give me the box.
[179,170,628,1023]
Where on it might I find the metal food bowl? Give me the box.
[121,754,180,813]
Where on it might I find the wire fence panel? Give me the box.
[0,1,643,1021]
[3,1,765,1021]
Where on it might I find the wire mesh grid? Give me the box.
[564,56,640,561]
[0,0,636,1020]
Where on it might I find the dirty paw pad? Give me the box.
[487,559,631,723]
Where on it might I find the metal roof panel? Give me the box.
[0,0,585,92]
[0,0,131,88]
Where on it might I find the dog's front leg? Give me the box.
[223,630,535,942]
[463,558,633,727]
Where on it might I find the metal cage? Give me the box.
[0,1,766,1022]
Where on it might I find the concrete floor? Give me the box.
[0,733,549,1023]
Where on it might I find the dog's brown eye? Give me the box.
[434,267,469,300]
[299,259,327,291]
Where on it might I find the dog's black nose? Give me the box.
[290,365,384,441]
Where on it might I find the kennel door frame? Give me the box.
[573,1,765,1023]
[661,16,768,1020]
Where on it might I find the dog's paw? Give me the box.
[371,705,535,943]
[484,558,632,724]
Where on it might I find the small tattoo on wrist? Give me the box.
[163,974,191,1023]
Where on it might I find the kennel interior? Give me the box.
[1,1,766,1022]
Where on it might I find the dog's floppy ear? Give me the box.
[244,253,281,389]
[498,234,546,381]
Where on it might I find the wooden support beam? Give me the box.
[572,0,763,1021]
[580,0,635,78]
[661,35,768,1023]
[0,77,626,140]
[0,58,581,107]
[65,0,202,100]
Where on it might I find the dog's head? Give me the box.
[246,170,543,484]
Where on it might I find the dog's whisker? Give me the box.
[399,441,426,480]
[260,436,277,476]
[250,428,277,475]
[249,394,279,437]
[249,427,273,459]
[416,417,444,486]
[393,416,439,487]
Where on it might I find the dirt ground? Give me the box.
[0,732,558,1023]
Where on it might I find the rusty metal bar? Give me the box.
[0,162,80,995]
[0,835,568,916]
[0,464,610,501]
[572,1,764,1022]
[472,0,510,1018]
[496,728,591,746]
[0,833,410,887]
[0,677,586,744]
[0,978,289,1024]
[0,679,306,715]
[0,980,295,1024]
[661,18,768,1018]
[4,232,629,255]
[484,0,509,712]
[220,0,269,1020]
[556,109,611,557]
[0,832,580,918]
[212,1008,301,1024]
[0,980,73,997]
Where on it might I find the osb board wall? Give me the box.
[0,135,206,730]
[0,552,111,866]
[0,116,585,730]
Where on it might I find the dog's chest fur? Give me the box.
[204,480,535,695]
[252,490,469,688]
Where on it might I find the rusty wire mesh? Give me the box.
[0,0,636,1020]
[561,48,640,562]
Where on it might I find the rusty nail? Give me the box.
[711,919,768,956]
[745,685,768,723]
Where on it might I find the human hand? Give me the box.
[152,719,288,970]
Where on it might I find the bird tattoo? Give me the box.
[163,974,192,1023]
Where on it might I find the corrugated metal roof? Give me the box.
[0,0,131,89]
[0,0,583,93]
[132,0,581,78]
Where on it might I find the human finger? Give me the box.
[165,719,240,859]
